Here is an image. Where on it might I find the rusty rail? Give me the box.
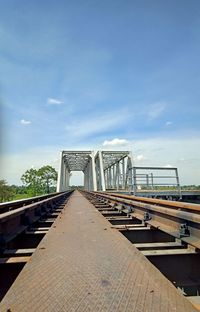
[0,192,67,214]
[97,192,200,213]
[81,191,200,310]
[0,191,73,249]
[85,191,200,250]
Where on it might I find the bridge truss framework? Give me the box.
[57,150,133,192]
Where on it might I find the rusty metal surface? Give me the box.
[101,192,200,212]
[90,191,200,244]
[0,191,68,214]
[0,191,72,246]
[0,191,197,311]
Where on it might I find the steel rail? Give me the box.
[0,192,66,214]
[81,191,200,311]
[86,191,200,250]
[96,191,200,213]
[0,191,72,249]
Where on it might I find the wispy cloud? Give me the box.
[102,138,129,147]
[165,121,172,126]
[65,110,130,138]
[47,98,64,105]
[20,119,31,125]
[148,102,166,120]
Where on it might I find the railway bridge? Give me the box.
[0,150,200,311]
[57,150,133,192]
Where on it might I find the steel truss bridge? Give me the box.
[57,150,183,199]
[57,150,134,192]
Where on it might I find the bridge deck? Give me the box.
[0,191,197,311]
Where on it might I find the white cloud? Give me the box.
[102,138,129,147]
[148,102,166,120]
[163,164,173,168]
[20,119,31,125]
[47,98,64,105]
[165,121,172,126]
[136,154,146,161]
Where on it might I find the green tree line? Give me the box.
[0,165,57,203]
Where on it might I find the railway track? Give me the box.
[0,190,200,311]
[0,192,67,214]
[0,190,72,301]
[82,191,200,310]
[0,190,197,312]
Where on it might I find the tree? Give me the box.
[21,168,41,196]
[21,166,58,196]
[0,179,14,202]
[38,165,57,194]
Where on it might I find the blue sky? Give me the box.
[0,0,200,185]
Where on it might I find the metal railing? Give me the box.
[129,166,181,198]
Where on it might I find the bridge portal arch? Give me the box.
[56,150,133,192]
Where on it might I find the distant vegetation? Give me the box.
[181,185,200,190]
[0,165,58,203]
[0,169,200,203]
[70,185,84,190]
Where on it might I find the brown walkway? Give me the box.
[0,191,197,311]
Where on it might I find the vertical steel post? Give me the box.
[66,168,70,190]
[57,151,64,192]
[91,152,97,191]
[99,151,106,191]
[63,165,67,190]
[146,174,149,189]
[108,167,112,189]
[122,158,125,189]
[112,165,116,189]
[175,168,182,199]
[133,167,137,195]
[150,173,154,189]
[116,162,120,190]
